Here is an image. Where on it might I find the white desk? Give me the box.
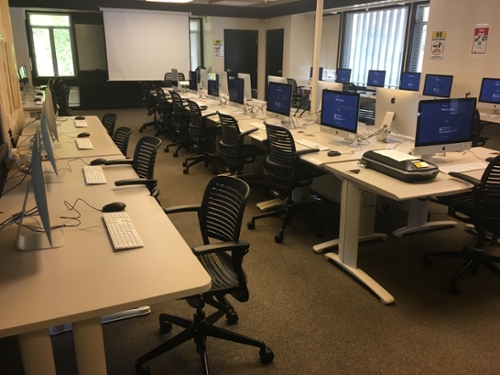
[21,115,108,136]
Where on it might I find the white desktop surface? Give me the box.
[22,115,108,136]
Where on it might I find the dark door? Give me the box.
[265,28,284,99]
[224,29,258,90]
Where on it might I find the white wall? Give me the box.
[423,0,500,110]
[320,14,341,77]
[9,8,30,83]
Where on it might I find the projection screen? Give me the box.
[101,8,190,81]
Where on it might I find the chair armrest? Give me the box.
[192,240,250,255]
[163,204,201,215]
[104,159,133,166]
[115,178,157,190]
[295,148,319,156]
[448,172,481,186]
[240,128,258,137]
[201,112,219,120]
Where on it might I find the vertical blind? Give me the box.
[341,7,409,88]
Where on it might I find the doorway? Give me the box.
[224,29,258,90]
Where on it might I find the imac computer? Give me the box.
[335,68,352,84]
[43,87,59,142]
[199,68,208,91]
[207,74,220,99]
[366,70,386,90]
[237,73,252,101]
[189,70,198,91]
[310,66,324,81]
[228,77,245,110]
[413,97,476,157]
[422,74,453,98]
[39,112,59,175]
[315,81,343,113]
[375,88,420,139]
[171,68,179,90]
[399,72,421,91]
[216,70,229,97]
[268,75,288,85]
[266,82,293,125]
[18,65,28,84]
[320,90,360,144]
[478,77,500,114]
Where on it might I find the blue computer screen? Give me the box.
[335,69,352,84]
[400,72,421,91]
[208,74,219,97]
[228,77,244,104]
[320,90,360,133]
[415,98,476,147]
[189,71,197,91]
[267,82,292,117]
[422,74,453,98]
[367,70,386,87]
[479,78,500,104]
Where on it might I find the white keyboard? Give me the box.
[295,139,330,151]
[103,212,144,250]
[439,162,488,174]
[250,122,266,130]
[82,165,107,185]
[75,138,94,150]
[74,119,88,128]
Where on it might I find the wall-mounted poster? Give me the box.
[430,31,446,60]
[471,25,489,55]
[213,40,223,57]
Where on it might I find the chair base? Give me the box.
[183,153,219,175]
[135,305,274,375]
[140,118,161,133]
[424,245,500,295]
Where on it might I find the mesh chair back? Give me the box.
[102,113,118,136]
[187,100,203,138]
[480,156,500,213]
[218,112,242,148]
[131,136,162,179]
[472,109,487,147]
[113,126,133,157]
[140,82,156,116]
[155,87,172,121]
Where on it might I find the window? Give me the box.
[27,13,76,77]
[340,6,409,88]
[407,4,430,73]
[189,18,203,71]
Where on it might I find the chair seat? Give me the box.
[198,252,242,294]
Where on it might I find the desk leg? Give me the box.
[73,317,107,375]
[392,198,456,238]
[324,179,395,305]
[18,329,57,375]
[312,186,387,254]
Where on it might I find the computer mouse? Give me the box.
[328,150,341,157]
[34,98,41,102]
[486,156,496,162]
[77,132,90,138]
[102,202,126,213]
[75,116,85,120]
[90,158,107,165]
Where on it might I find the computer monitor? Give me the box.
[335,69,352,84]
[216,71,229,96]
[207,74,219,98]
[320,90,360,143]
[237,73,252,101]
[268,75,288,85]
[316,81,343,114]
[399,72,421,91]
[18,65,28,84]
[422,74,453,98]
[413,97,476,157]
[375,88,420,139]
[171,68,179,89]
[478,77,500,114]
[39,112,58,175]
[199,68,208,91]
[189,70,197,91]
[266,82,293,124]
[43,87,59,142]
[310,67,324,81]
[367,70,386,89]
[228,77,245,107]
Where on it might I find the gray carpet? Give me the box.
[2,107,500,375]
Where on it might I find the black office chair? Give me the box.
[135,176,274,375]
[139,82,160,133]
[287,78,303,107]
[112,126,133,157]
[217,112,266,180]
[91,136,162,198]
[154,86,174,138]
[423,156,500,295]
[50,79,72,116]
[164,91,192,157]
[101,113,118,137]
[472,109,489,147]
[182,100,220,174]
[247,123,326,243]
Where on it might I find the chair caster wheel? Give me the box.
[259,346,274,363]
[274,235,283,244]
[423,257,432,268]
[183,169,189,174]
[247,221,255,230]
[164,147,169,153]
[173,152,179,158]
[226,310,239,325]
[159,314,173,333]
[182,161,187,167]
[139,128,144,133]
[449,283,460,295]
[135,363,150,375]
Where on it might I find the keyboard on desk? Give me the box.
[74,119,88,128]
[75,138,94,150]
[439,161,488,174]
[103,211,144,250]
[295,138,330,151]
[83,165,106,185]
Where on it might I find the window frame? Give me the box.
[405,2,430,73]
[189,17,204,71]
[26,11,78,78]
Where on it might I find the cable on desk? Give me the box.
[0,167,31,199]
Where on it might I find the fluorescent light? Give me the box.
[145,0,194,3]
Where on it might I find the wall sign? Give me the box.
[471,25,489,55]
[213,40,224,57]
[430,31,446,60]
